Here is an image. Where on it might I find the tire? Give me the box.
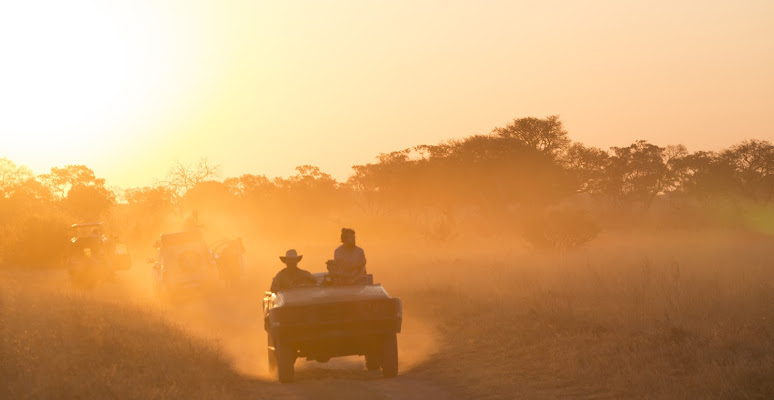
[365,338,383,371]
[381,333,398,378]
[267,349,277,374]
[276,341,296,383]
[267,332,277,374]
[365,352,382,371]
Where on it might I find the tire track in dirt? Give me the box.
[184,299,454,400]
[104,268,455,399]
[12,267,457,400]
[259,358,455,400]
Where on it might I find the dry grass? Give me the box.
[2,230,774,399]
[0,280,273,400]
[391,231,774,399]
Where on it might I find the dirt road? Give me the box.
[164,293,455,400]
[94,269,459,400]
[263,358,454,400]
[1,267,460,399]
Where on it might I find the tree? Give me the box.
[39,165,105,199]
[493,115,570,157]
[6,178,54,206]
[223,174,273,199]
[562,143,609,194]
[0,158,34,198]
[125,186,175,210]
[606,140,671,206]
[719,140,774,201]
[347,118,576,239]
[163,158,222,197]
[183,181,235,213]
[34,165,115,220]
[64,185,115,221]
[275,165,342,217]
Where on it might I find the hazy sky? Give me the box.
[1,0,772,187]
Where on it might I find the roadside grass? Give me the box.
[394,232,774,399]
[1,230,773,399]
[0,282,271,400]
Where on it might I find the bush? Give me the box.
[522,208,601,251]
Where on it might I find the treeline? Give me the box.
[2,116,773,265]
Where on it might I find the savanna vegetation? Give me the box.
[2,115,774,266]
[2,116,773,399]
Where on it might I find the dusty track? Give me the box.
[162,294,453,399]
[87,269,456,400]
[262,358,454,400]
[8,233,774,399]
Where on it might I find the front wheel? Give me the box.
[365,351,382,371]
[381,334,398,378]
[267,349,277,374]
[276,341,296,383]
[267,331,277,373]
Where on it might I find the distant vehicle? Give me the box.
[66,222,131,288]
[150,230,217,297]
[211,238,245,286]
[263,272,402,383]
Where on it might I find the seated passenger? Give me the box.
[328,228,366,283]
[270,249,317,293]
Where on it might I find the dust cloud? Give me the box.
[67,231,446,381]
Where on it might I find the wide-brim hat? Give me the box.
[280,249,303,263]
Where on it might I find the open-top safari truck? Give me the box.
[150,230,218,298]
[263,272,402,383]
[66,222,131,288]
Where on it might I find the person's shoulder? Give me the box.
[334,245,345,254]
[355,245,365,253]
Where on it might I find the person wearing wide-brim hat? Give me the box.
[270,249,317,293]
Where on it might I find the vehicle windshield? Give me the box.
[161,242,208,265]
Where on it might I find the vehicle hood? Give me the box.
[275,284,392,307]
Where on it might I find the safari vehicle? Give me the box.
[263,272,402,383]
[66,222,131,288]
[150,230,217,297]
[211,238,245,286]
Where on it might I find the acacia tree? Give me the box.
[36,165,115,220]
[223,174,274,199]
[347,116,577,241]
[162,158,222,198]
[0,158,34,198]
[669,151,718,198]
[562,143,610,194]
[348,149,415,216]
[39,165,105,199]
[275,165,342,218]
[719,140,774,202]
[606,141,670,207]
[493,115,571,157]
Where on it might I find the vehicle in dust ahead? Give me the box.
[263,273,402,383]
[151,230,217,297]
[66,222,131,288]
[211,238,245,286]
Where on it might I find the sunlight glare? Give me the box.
[0,1,198,165]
